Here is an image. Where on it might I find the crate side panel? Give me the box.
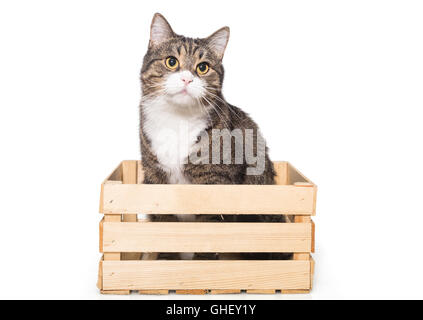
[122,161,138,184]
[137,161,144,184]
[102,184,315,215]
[287,162,315,185]
[121,161,141,260]
[274,161,288,185]
[103,222,312,253]
[103,162,123,184]
[102,261,311,290]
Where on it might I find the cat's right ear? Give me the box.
[205,26,230,60]
[149,13,174,47]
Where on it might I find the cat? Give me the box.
[139,13,285,260]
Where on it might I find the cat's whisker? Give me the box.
[204,89,243,120]
[142,89,166,99]
[197,97,212,125]
[202,96,230,129]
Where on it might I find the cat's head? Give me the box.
[141,13,229,109]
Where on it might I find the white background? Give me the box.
[0,0,422,299]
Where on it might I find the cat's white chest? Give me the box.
[143,99,208,184]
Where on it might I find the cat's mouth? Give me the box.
[165,88,199,106]
[172,88,195,99]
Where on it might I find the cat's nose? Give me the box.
[181,77,193,85]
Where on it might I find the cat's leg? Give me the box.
[176,214,196,222]
[142,166,168,184]
[140,140,169,183]
[179,253,195,260]
[218,253,242,260]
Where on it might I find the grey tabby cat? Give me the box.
[139,14,288,260]
[140,13,274,185]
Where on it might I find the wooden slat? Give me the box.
[274,162,288,185]
[122,160,138,184]
[175,290,208,295]
[246,289,276,294]
[310,256,315,290]
[101,183,315,215]
[101,161,316,215]
[137,214,159,261]
[99,184,104,213]
[209,289,241,294]
[97,258,103,290]
[104,214,121,222]
[293,254,309,260]
[102,260,311,290]
[293,216,311,260]
[138,290,169,295]
[288,163,317,215]
[104,253,120,260]
[136,161,144,184]
[121,161,140,261]
[101,290,130,295]
[102,222,312,253]
[122,161,137,226]
[103,215,121,261]
[282,289,310,294]
[99,218,104,253]
[294,182,313,187]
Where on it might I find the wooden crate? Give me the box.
[97,161,316,295]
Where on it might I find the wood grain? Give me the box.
[100,161,316,215]
[102,222,312,253]
[97,258,103,290]
[99,218,104,253]
[282,289,310,294]
[101,184,315,215]
[293,216,311,260]
[274,162,288,185]
[136,161,144,184]
[138,290,169,295]
[310,256,315,289]
[121,161,140,261]
[103,215,121,260]
[209,289,241,294]
[102,260,311,290]
[246,289,276,294]
[175,290,208,295]
[100,290,130,295]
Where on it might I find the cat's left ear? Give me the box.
[206,27,230,60]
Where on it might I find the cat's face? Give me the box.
[141,13,229,108]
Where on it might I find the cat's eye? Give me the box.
[196,62,209,75]
[165,56,179,70]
